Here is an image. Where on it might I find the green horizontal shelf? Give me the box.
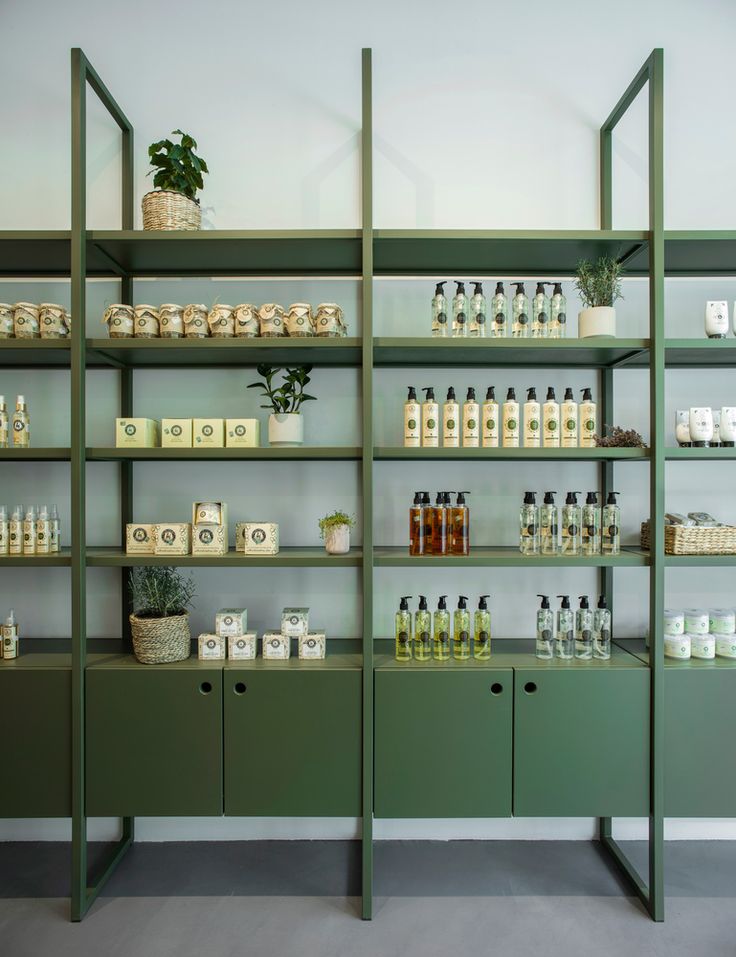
[87,446,361,461]
[374,446,649,461]
[624,230,736,276]
[662,339,736,367]
[373,546,649,567]
[0,230,72,276]
[663,553,736,567]
[0,447,71,461]
[0,339,71,368]
[665,446,736,459]
[0,550,71,566]
[374,639,645,669]
[86,337,362,368]
[225,653,362,671]
[86,546,362,567]
[618,638,736,669]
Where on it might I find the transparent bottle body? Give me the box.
[593,608,612,659]
[536,610,554,659]
[581,505,601,555]
[450,506,469,556]
[12,411,30,448]
[601,504,621,555]
[453,610,470,659]
[532,293,550,338]
[560,505,581,556]
[395,611,412,660]
[474,610,491,659]
[432,294,448,338]
[519,504,539,554]
[469,293,487,337]
[414,611,432,660]
[409,505,424,556]
[556,610,574,659]
[550,293,567,338]
[575,608,593,658]
[490,293,507,338]
[433,611,451,660]
[512,295,530,338]
[540,505,559,555]
[452,293,468,338]
[0,406,7,448]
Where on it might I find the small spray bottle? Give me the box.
[582,492,601,556]
[433,595,451,660]
[12,394,30,448]
[549,282,567,338]
[593,595,612,660]
[560,491,581,556]
[409,491,424,556]
[431,281,448,337]
[469,282,487,337]
[50,503,60,553]
[452,282,468,338]
[0,505,7,555]
[395,596,413,661]
[491,282,507,337]
[474,595,491,659]
[532,282,551,338]
[414,596,432,660]
[404,386,421,448]
[8,504,23,555]
[536,595,553,659]
[36,504,51,555]
[2,609,19,659]
[575,596,593,659]
[519,491,539,555]
[540,491,559,556]
[482,386,499,447]
[602,491,621,555]
[510,282,530,338]
[23,505,37,555]
[556,596,574,660]
[443,386,460,448]
[0,395,8,447]
[453,596,471,659]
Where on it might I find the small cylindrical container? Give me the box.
[675,410,691,447]
[664,609,685,637]
[684,608,709,635]
[716,634,736,658]
[39,303,68,339]
[690,632,715,659]
[13,302,40,338]
[134,304,160,338]
[314,303,345,337]
[689,407,714,447]
[285,303,314,337]
[709,608,736,635]
[234,303,260,337]
[103,304,135,338]
[0,303,14,338]
[665,634,691,659]
[705,301,729,338]
[184,303,209,338]
[208,304,235,338]
[159,303,185,338]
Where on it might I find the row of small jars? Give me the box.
[0,303,70,340]
[103,302,347,339]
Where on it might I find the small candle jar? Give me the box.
[13,302,40,338]
[314,302,345,337]
[675,410,690,447]
[159,303,184,338]
[103,304,135,338]
[134,304,160,338]
[234,303,260,338]
[258,303,286,337]
[39,303,68,339]
[208,304,235,338]
[285,303,314,337]
[184,303,209,338]
[0,303,15,338]
[705,301,729,339]
[688,407,713,447]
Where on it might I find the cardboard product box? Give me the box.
[262,631,291,660]
[153,523,192,556]
[198,633,226,660]
[115,417,159,448]
[192,502,228,526]
[228,633,257,660]
[282,607,309,637]
[193,418,224,448]
[298,631,326,659]
[225,418,260,448]
[192,523,228,556]
[240,522,279,555]
[215,608,248,638]
[161,418,193,448]
[126,523,156,555]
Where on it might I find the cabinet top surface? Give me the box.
[375,639,646,670]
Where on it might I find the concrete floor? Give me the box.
[0,841,733,957]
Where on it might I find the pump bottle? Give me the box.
[543,387,560,448]
[431,281,448,337]
[491,282,508,338]
[431,492,449,556]
[421,387,439,448]
[50,503,60,553]
[469,282,487,337]
[593,595,612,659]
[421,492,433,555]
[556,596,574,659]
[481,386,499,447]
[602,491,621,555]
[443,387,460,448]
[560,491,581,556]
[450,491,470,556]
[23,505,37,555]
[452,282,468,338]
[0,506,7,555]
[36,505,51,555]
[540,491,559,555]
[12,395,30,448]
[474,595,491,659]
[523,387,541,448]
[395,596,413,660]
[575,596,593,659]
[549,282,567,338]
[536,595,554,659]
[510,283,529,338]
[502,387,520,448]
[8,504,23,555]
[462,387,480,448]
[404,386,421,448]
[0,395,8,448]
[2,609,19,660]
[582,492,601,556]
[409,492,424,556]
[519,491,539,555]
[561,387,578,448]
[579,388,597,448]
[453,596,470,659]
[414,596,432,660]
[433,596,451,660]
[532,282,550,338]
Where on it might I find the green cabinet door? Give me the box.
[86,658,223,816]
[0,660,71,817]
[513,667,649,816]
[224,663,362,816]
[375,668,513,817]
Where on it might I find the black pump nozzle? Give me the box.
[447,386,456,401]
[506,387,516,400]
[564,387,574,400]
[435,491,444,505]
[457,595,468,609]
[478,595,490,610]
[413,491,421,505]
[579,595,590,609]
[407,386,417,400]
[495,281,504,295]
[523,491,537,504]
[543,491,557,504]
[546,387,556,400]
[466,387,476,400]
[472,282,484,296]
[510,282,526,295]
[581,387,593,401]
[597,595,608,610]
[434,281,447,296]
[585,491,598,504]
[399,596,412,610]
[443,491,454,505]
[526,387,537,400]
[456,490,470,505]
[421,491,431,506]
[422,387,435,401]
[418,595,428,610]
[485,386,496,401]
[606,491,619,504]
[455,281,466,294]
[557,595,571,609]
[565,491,581,505]
[537,594,550,608]
[552,282,563,295]
[438,595,448,610]
[535,281,550,294]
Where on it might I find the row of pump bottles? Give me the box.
[431,281,567,338]
[409,491,470,556]
[520,490,621,556]
[536,594,612,660]
[395,594,490,660]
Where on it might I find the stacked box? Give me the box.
[262,632,290,659]
[282,607,309,637]
[215,608,248,637]
[225,418,260,448]
[198,634,226,660]
[237,522,279,555]
[298,632,326,659]
[192,524,228,555]
[154,523,191,556]
[228,633,257,659]
[126,523,156,555]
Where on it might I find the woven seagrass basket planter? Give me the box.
[641,521,736,556]
[129,611,191,664]
[142,190,201,231]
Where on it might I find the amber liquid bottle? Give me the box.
[431,491,449,556]
[409,491,424,556]
[422,491,434,555]
[450,490,470,555]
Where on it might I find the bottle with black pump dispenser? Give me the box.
[550,282,567,338]
[431,281,448,337]
[511,282,529,338]
[395,596,413,660]
[536,595,554,659]
[452,282,468,338]
[482,386,499,447]
[404,386,421,447]
[503,387,520,447]
[421,491,433,555]
[450,491,470,555]
[432,491,450,556]
[409,491,424,556]
[575,596,593,659]
[414,596,432,660]
[580,388,597,448]
[453,596,470,659]
[560,491,581,556]
[462,387,480,447]
[593,595,612,659]
[491,281,508,337]
[543,387,560,448]
[602,492,621,555]
[540,491,559,555]
[532,282,551,338]
[524,387,541,447]
[561,387,578,447]
[520,491,539,554]
[556,595,574,659]
[443,387,460,447]
[421,387,439,447]
[474,595,491,659]
[469,282,487,337]
[582,491,601,555]
[433,596,451,660]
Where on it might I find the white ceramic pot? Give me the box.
[325,524,350,555]
[268,413,304,447]
[578,306,616,338]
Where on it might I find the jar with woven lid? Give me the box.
[184,303,209,338]
[103,304,134,338]
[314,302,346,337]
[13,302,40,339]
[208,304,235,338]
[234,303,259,338]
[134,304,160,338]
[0,304,14,338]
[258,303,285,338]
[39,303,68,339]
[159,303,184,338]
[285,303,314,337]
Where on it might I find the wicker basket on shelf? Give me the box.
[142,190,201,230]
[641,521,736,555]
[129,612,191,664]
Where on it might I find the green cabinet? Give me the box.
[224,658,361,816]
[86,656,223,816]
[513,662,649,817]
[0,656,71,817]
[374,663,513,817]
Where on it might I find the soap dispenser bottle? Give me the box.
[2,608,19,660]
[395,596,413,660]
[540,491,559,555]
[602,491,621,555]
[523,387,541,448]
[491,282,508,338]
[431,281,448,337]
[421,387,439,448]
[561,387,578,447]
[8,504,23,555]
[0,395,7,448]
[580,388,597,448]
[443,387,460,448]
[452,282,468,338]
[575,596,593,659]
[560,491,581,556]
[462,387,480,447]
[543,387,560,448]
[593,595,612,660]
[12,394,30,448]
[474,595,491,659]
[421,491,433,555]
[414,596,432,660]
[536,595,554,659]
[453,596,470,659]
[582,492,601,556]
[482,386,499,447]
[556,595,574,659]
[409,491,424,556]
[519,491,539,555]
[450,491,470,556]
[433,596,451,660]
[532,282,550,338]
[510,283,529,338]
[432,491,449,556]
[404,386,421,448]
[469,282,487,337]
[549,282,567,338]
[502,387,520,447]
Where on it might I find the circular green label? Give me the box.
[584,419,595,432]
[529,419,539,431]
[507,418,517,431]
[486,419,496,431]
[565,418,576,431]
[546,420,558,432]
[427,418,436,429]
[408,418,417,430]
[467,418,476,430]
[447,418,456,430]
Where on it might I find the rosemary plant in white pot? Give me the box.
[574,256,623,338]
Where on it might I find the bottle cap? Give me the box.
[537,594,550,608]
[38,505,49,518]
[408,386,417,400]
[527,387,537,401]
[435,491,444,505]
[456,490,470,505]
[5,608,15,626]
[472,282,483,295]
[421,492,431,506]
[523,491,536,504]
[579,596,590,609]
[506,387,516,400]
[597,595,608,609]
[495,282,504,295]
[565,491,580,504]
[557,595,571,609]
[564,387,574,400]
[422,387,435,401]
[413,492,421,505]
[478,594,490,610]
[434,281,447,295]
[485,386,496,401]
[447,386,456,401]
[606,491,619,504]
[457,595,468,609]
[0,395,4,405]
[399,596,412,610]
[546,387,556,400]
[16,394,25,405]
[24,505,36,519]
[418,595,428,610]
[455,282,465,294]
[586,491,598,504]
[11,504,23,520]
[543,491,556,504]
[510,282,525,294]
[466,387,476,401]
[581,387,593,400]
[535,282,547,294]
[553,282,563,295]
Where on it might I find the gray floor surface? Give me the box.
[0,841,734,957]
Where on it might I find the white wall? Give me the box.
[2,0,736,841]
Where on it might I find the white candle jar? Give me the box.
[688,407,713,447]
[705,301,729,338]
[103,304,135,338]
[0,303,15,338]
[664,635,691,659]
[314,302,346,337]
[13,302,40,338]
[285,303,314,337]
[208,304,235,338]
[709,609,736,635]
[39,303,68,339]
[184,303,209,338]
[664,609,684,636]
[233,303,259,338]
[159,303,184,338]
[690,633,715,659]
[719,407,736,447]
[684,608,709,635]
[675,410,690,447]
[258,303,286,337]
[134,304,160,338]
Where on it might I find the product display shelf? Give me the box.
[0,339,72,367]
[85,546,362,567]
[662,553,736,567]
[617,638,736,669]
[0,230,73,276]
[663,339,736,368]
[86,447,362,462]
[373,545,649,567]
[0,447,71,460]
[623,230,736,276]
[374,447,649,462]
[0,549,71,566]
[374,639,645,670]
[665,447,736,459]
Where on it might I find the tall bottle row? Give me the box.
[431,281,567,338]
[519,490,621,556]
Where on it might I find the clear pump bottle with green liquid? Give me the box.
[414,595,432,660]
[453,595,471,659]
[433,595,451,660]
[395,596,413,660]
[474,595,491,659]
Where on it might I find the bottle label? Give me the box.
[607,524,619,539]
[476,313,486,325]
[438,631,449,646]
[495,313,505,325]
[459,630,469,644]
[477,630,489,644]
[437,313,447,325]
[456,313,466,324]
[419,631,430,645]
[398,631,409,646]
[558,313,566,324]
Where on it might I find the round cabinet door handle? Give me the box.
[199,681,213,695]
[490,683,503,696]
[234,682,247,695]
[523,681,538,695]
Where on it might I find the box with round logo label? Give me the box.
[126,523,156,555]
[282,607,309,637]
[115,417,159,448]
[262,631,291,660]
[193,418,224,448]
[198,633,226,660]
[215,608,248,637]
[298,631,326,659]
[161,418,193,448]
[192,523,228,556]
[237,522,279,555]
[225,418,260,448]
[228,633,257,659]
[154,522,192,556]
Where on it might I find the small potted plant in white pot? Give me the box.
[129,566,195,664]
[319,510,355,555]
[574,255,623,338]
[247,364,316,446]
[142,130,209,230]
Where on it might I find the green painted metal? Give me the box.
[0,340,72,368]
[87,446,362,461]
[224,666,362,816]
[0,231,73,276]
[660,339,736,367]
[599,833,650,908]
[85,546,363,567]
[374,669,513,818]
[0,448,71,460]
[664,554,736,566]
[374,446,648,462]
[373,546,649,567]
[0,551,71,567]
[120,367,133,652]
[666,446,736,459]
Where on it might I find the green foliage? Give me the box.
[595,425,647,448]
[318,510,356,539]
[147,130,209,200]
[247,364,316,414]
[129,566,196,618]
[574,256,624,308]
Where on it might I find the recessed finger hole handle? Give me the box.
[490,682,503,695]
[234,682,247,695]
[199,681,213,695]
[523,681,538,695]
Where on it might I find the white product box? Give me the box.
[238,522,279,555]
[216,608,248,638]
[193,418,224,448]
[198,633,226,660]
[154,523,192,556]
[282,607,309,637]
[126,523,156,555]
[191,523,228,556]
[115,417,159,448]
[161,418,193,448]
[262,632,291,660]
[298,632,326,659]
[225,418,260,448]
[192,502,228,526]
[228,633,257,659]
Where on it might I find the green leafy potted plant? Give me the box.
[574,256,623,338]
[318,509,355,555]
[247,364,316,446]
[129,566,196,663]
[142,129,209,231]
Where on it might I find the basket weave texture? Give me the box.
[142,190,201,231]
[641,521,736,555]
[129,612,191,664]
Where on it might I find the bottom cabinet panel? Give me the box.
[224,669,362,816]
[513,669,649,817]
[375,669,513,818]
[86,664,223,816]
